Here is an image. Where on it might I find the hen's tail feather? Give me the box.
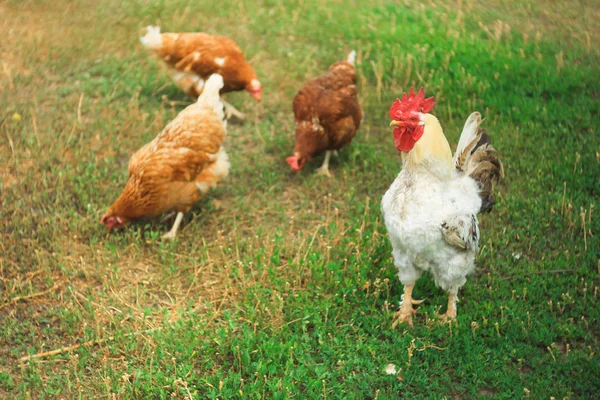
[198,74,224,102]
[196,74,224,117]
[140,26,163,50]
[346,50,356,66]
[454,113,504,214]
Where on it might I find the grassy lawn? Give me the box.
[1,0,599,398]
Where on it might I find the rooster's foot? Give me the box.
[437,293,458,323]
[392,298,424,328]
[437,312,458,326]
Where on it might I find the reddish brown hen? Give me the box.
[100,74,230,240]
[286,50,362,177]
[140,26,261,119]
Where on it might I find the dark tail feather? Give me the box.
[454,113,504,213]
[466,129,504,213]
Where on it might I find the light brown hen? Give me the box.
[140,26,261,119]
[101,74,230,240]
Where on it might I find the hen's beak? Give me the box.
[286,156,300,171]
[249,90,262,102]
[389,120,403,127]
[247,80,262,102]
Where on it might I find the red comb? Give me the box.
[389,88,436,120]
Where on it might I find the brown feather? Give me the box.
[455,129,483,173]
[463,131,504,213]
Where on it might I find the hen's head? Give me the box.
[389,88,436,152]
[100,213,128,230]
[286,153,309,171]
[100,207,129,230]
[246,79,262,102]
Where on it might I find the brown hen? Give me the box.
[140,26,261,119]
[286,50,362,177]
[100,74,230,240]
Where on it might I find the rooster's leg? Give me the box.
[315,151,332,178]
[392,283,424,327]
[438,292,458,321]
[222,100,246,120]
[162,212,184,240]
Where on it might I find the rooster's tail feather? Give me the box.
[454,112,504,213]
[454,112,483,169]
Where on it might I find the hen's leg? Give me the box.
[160,211,176,223]
[162,212,184,240]
[222,99,246,120]
[315,151,332,178]
[392,283,424,327]
[438,292,458,321]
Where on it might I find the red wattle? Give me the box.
[396,132,416,152]
[412,125,425,142]
[393,126,425,152]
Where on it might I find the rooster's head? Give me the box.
[389,88,436,152]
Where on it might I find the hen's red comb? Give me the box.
[389,88,436,120]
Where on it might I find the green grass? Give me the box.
[1,0,599,398]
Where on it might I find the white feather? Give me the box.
[139,26,163,50]
[195,74,225,122]
[195,148,230,194]
[381,167,481,294]
[209,147,230,180]
[199,74,223,97]
[346,50,356,66]
[453,112,482,168]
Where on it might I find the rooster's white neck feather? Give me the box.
[404,113,453,180]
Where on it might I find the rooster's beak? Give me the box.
[389,120,403,127]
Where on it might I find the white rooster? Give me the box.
[381,88,503,325]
